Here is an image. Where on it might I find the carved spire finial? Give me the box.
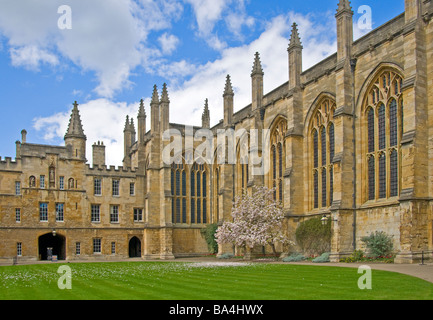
[138,99,146,118]
[151,84,159,104]
[202,98,210,129]
[251,52,264,77]
[65,101,86,139]
[160,83,170,103]
[288,22,303,50]
[224,74,234,96]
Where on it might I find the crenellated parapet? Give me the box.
[0,157,21,171]
[85,163,138,177]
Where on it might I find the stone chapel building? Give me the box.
[1,0,432,263]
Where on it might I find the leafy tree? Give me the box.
[295,217,331,256]
[200,223,219,254]
[215,186,292,256]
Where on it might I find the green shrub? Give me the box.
[340,250,365,263]
[218,253,234,259]
[351,249,365,261]
[312,252,330,263]
[340,249,395,263]
[361,231,394,258]
[200,223,219,254]
[340,256,356,263]
[282,253,306,262]
[295,217,331,256]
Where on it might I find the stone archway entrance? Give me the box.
[38,233,66,260]
[129,236,141,258]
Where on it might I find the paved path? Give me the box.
[287,261,433,284]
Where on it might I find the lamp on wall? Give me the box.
[52,229,57,237]
[321,214,338,226]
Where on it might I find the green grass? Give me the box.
[0,261,432,300]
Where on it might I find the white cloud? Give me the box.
[158,33,180,55]
[33,99,140,166]
[33,111,70,142]
[31,10,338,167]
[183,0,256,50]
[0,0,181,98]
[184,0,229,36]
[166,12,337,128]
[10,45,59,70]
[225,1,255,39]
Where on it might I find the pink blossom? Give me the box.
[215,186,292,251]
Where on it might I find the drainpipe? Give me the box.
[350,58,358,251]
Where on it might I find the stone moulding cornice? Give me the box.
[330,200,342,211]
[401,75,416,91]
[332,152,343,164]
[401,130,415,145]
[287,86,303,97]
[334,105,354,118]
[283,167,292,178]
[399,188,414,201]
[335,59,347,72]
[284,126,303,138]
[402,19,417,36]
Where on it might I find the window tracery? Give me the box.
[310,98,335,209]
[364,70,403,200]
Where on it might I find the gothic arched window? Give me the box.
[367,107,375,153]
[368,156,375,200]
[236,134,249,196]
[313,170,319,209]
[390,149,398,197]
[191,163,208,224]
[364,70,403,201]
[214,165,220,223]
[270,119,287,203]
[310,97,336,210]
[379,153,386,199]
[171,162,187,223]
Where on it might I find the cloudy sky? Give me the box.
[0,0,404,166]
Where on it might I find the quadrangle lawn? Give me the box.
[0,261,432,300]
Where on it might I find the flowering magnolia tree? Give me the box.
[215,186,292,256]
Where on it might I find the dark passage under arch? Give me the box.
[38,233,66,260]
[129,236,141,258]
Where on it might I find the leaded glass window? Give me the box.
[329,123,335,162]
[378,104,386,150]
[368,156,375,200]
[365,70,403,201]
[314,171,319,209]
[390,150,398,197]
[171,162,187,223]
[313,130,318,168]
[368,108,375,153]
[191,163,208,224]
[389,99,398,147]
[321,127,326,166]
[270,119,287,204]
[379,154,386,199]
[321,170,327,208]
[310,97,336,209]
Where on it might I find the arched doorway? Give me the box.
[38,233,66,260]
[129,236,141,258]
